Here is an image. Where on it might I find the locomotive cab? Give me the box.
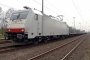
[5,10,28,41]
[5,9,28,41]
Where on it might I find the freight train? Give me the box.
[4,7,85,44]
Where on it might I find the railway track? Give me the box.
[0,38,4,40]
[0,40,12,44]
[0,46,16,54]
[0,44,32,54]
[0,44,34,54]
[61,35,87,60]
[0,35,84,55]
[28,34,87,60]
[0,38,12,44]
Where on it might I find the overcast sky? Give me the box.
[0,0,90,32]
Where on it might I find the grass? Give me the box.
[0,28,6,34]
[0,28,6,38]
[0,34,4,38]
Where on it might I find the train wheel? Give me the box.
[24,39,29,44]
[44,39,48,43]
[7,38,10,40]
[34,37,39,45]
[44,37,48,43]
[4,37,6,40]
[34,41,38,45]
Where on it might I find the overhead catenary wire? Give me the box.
[33,0,59,15]
[0,3,11,8]
[33,0,75,26]
[45,0,73,23]
[72,0,84,21]
[45,0,85,29]
[15,0,31,7]
[45,0,64,15]
[15,0,73,23]
[75,0,84,21]
[15,0,60,15]
[0,3,19,10]
[72,0,86,30]
[15,0,74,24]
[33,0,71,19]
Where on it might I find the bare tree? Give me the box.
[0,8,16,35]
[3,8,16,28]
[0,7,4,23]
[0,7,5,35]
[5,8,16,19]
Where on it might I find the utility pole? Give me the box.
[79,23,81,31]
[73,17,75,33]
[42,0,44,35]
[42,0,44,14]
[73,17,75,29]
[1,11,4,35]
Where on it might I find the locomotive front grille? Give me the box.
[17,34,22,39]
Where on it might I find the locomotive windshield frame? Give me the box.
[10,11,28,20]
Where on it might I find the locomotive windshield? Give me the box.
[10,11,28,20]
[10,13,19,20]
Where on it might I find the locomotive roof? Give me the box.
[13,8,67,24]
[32,9,42,15]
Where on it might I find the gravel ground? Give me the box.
[0,35,82,60]
[84,34,90,60]
[38,35,86,60]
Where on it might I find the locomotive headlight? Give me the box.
[21,28,25,32]
[8,29,10,31]
[21,29,24,31]
[6,29,11,32]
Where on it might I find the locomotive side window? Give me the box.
[19,11,28,19]
[34,14,38,20]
